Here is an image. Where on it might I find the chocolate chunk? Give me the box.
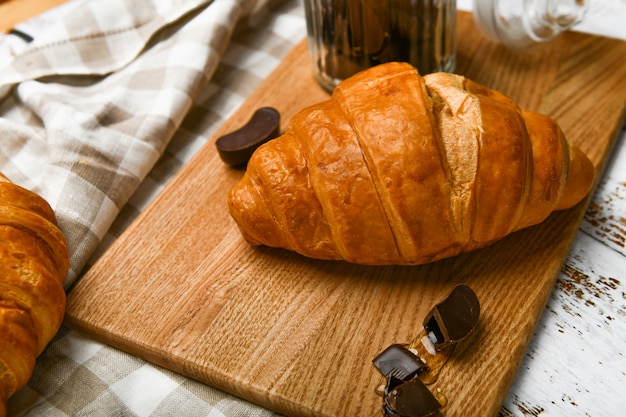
[383,376,442,417]
[423,284,480,350]
[373,344,427,381]
[215,107,280,166]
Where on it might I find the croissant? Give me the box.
[0,173,69,417]
[227,62,594,265]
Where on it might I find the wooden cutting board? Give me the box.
[65,12,626,417]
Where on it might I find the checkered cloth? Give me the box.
[0,0,300,287]
[1,0,305,415]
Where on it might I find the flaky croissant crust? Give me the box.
[228,62,595,265]
[0,173,69,417]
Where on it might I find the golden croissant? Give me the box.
[227,62,595,265]
[0,173,69,417]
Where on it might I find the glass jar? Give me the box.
[473,0,588,49]
[304,0,457,92]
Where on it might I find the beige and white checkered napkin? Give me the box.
[2,0,307,415]
[0,0,273,287]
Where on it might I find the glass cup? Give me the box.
[304,0,457,92]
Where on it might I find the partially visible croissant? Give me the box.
[0,173,69,417]
[227,62,595,265]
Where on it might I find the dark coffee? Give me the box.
[305,0,457,91]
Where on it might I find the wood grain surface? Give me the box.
[0,0,68,32]
[65,13,626,417]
